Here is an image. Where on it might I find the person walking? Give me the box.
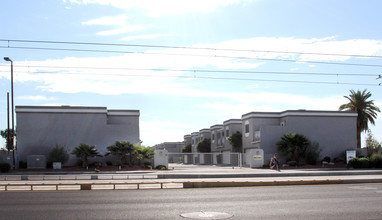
[270,153,280,171]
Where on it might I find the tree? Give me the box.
[339,89,380,148]
[132,145,154,166]
[365,130,381,157]
[196,138,211,153]
[47,145,69,164]
[71,144,102,168]
[181,144,192,153]
[106,141,134,166]
[228,131,242,152]
[277,133,310,163]
[0,129,15,151]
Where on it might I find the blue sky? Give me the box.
[0,0,381,147]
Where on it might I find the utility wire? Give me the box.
[1,69,379,87]
[2,45,382,68]
[2,39,382,59]
[0,64,378,77]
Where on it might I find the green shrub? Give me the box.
[348,157,370,168]
[334,157,344,163]
[322,156,331,163]
[181,144,192,153]
[19,160,27,169]
[144,162,152,169]
[370,153,382,168]
[359,158,370,168]
[305,142,321,165]
[287,161,297,166]
[47,145,69,164]
[348,157,359,168]
[156,165,167,170]
[0,163,11,173]
[298,158,306,166]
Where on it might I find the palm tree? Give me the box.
[339,89,380,148]
[106,141,134,166]
[277,133,310,162]
[132,145,154,167]
[71,143,102,167]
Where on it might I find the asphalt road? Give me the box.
[0,183,381,220]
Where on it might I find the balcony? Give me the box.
[251,130,261,144]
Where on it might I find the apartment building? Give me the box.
[16,105,140,166]
[242,110,357,165]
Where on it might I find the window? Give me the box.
[245,120,250,137]
[226,129,229,137]
[245,124,249,133]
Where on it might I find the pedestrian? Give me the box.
[270,153,280,171]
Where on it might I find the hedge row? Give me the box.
[348,154,382,168]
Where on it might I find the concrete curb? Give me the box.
[183,178,382,188]
[158,170,382,179]
[1,178,382,191]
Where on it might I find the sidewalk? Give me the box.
[1,164,382,191]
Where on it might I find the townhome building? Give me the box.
[183,134,192,164]
[184,134,191,147]
[241,110,357,166]
[222,119,242,165]
[16,105,140,167]
[153,142,184,163]
[197,128,211,164]
[210,124,223,164]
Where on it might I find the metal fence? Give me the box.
[168,153,243,167]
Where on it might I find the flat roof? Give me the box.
[210,124,223,130]
[242,110,357,120]
[15,105,140,116]
[223,119,242,125]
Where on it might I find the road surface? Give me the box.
[0,183,381,219]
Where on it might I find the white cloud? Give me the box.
[11,36,382,96]
[121,34,173,41]
[140,120,192,146]
[97,25,145,36]
[82,15,129,26]
[82,15,145,36]
[17,96,56,101]
[198,37,382,62]
[72,0,253,17]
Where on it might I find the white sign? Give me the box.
[346,150,356,164]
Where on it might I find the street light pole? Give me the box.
[4,57,15,169]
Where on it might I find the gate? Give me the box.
[167,153,242,167]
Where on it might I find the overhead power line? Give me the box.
[0,64,378,77]
[0,68,379,87]
[1,39,382,68]
[2,39,382,59]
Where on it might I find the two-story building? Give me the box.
[242,110,357,166]
[16,105,140,167]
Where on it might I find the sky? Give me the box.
[0,0,381,148]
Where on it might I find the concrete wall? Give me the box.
[242,110,357,164]
[16,106,140,166]
[210,124,223,153]
[223,119,242,152]
[199,129,211,140]
[153,142,184,163]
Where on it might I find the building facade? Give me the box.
[242,110,357,166]
[16,105,140,166]
[153,142,184,163]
